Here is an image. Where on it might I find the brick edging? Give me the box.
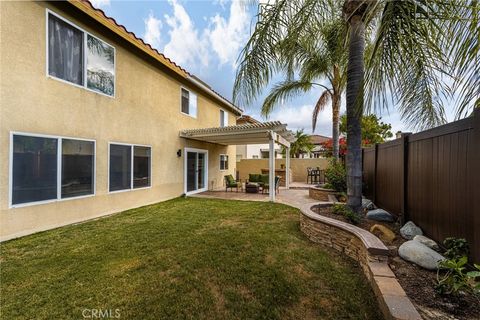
[299,203,422,320]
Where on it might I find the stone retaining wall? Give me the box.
[308,186,337,202]
[299,203,421,320]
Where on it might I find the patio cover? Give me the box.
[180,121,296,201]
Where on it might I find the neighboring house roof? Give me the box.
[236,115,261,125]
[309,134,331,145]
[67,0,242,116]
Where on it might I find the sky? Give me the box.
[91,0,461,138]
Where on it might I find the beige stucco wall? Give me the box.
[236,158,329,183]
[0,1,238,240]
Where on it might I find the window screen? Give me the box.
[109,144,132,192]
[133,146,151,188]
[12,135,58,205]
[61,139,94,198]
[48,14,84,85]
[181,88,189,114]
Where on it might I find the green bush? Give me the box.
[332,204,360,225]
[435,238,480,296]
[443,237,469,260]
[324,159,347,193]
[436,256,469,295]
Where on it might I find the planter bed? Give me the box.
[308,185,337,201]
[311,204,480,320]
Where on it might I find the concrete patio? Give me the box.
[191,186,320,209]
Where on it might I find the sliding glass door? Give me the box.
[185,148,208,194]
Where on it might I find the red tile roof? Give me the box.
[309,134,331,145]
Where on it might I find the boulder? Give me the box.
[362,198,375,210]
[400,221,423,240]
[366,209,394,222]
[370,224,396,244]
[398,240,445,270]
[413,235,439,251]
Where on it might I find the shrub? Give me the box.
[443,237,469,260]
[324,159,347,192]
[332,204,360,225]
[435,238,480,296]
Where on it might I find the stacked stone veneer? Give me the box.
[300,203,422,320]
[308,186,335,201]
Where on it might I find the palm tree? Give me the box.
[283,130,314,158]
[234,0,477,212]
[260,19,347,160]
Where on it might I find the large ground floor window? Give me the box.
[11,133,95,206]
[109,143,151,192]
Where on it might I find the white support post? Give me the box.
[269,134,275,202]
[286,147,290,189]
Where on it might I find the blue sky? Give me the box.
[92,0,460,138]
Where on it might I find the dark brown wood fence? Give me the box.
[362,108,480,262]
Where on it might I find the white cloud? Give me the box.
[207,0,250,68]
[90,0,110,8]
[163,0,209,67]
[144,11,162,50]
[264,104,335,137]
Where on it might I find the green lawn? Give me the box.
[1,198,381,320]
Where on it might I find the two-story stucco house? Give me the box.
[0,0,246,240]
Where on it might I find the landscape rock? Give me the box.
[398,240,445,270]
[370,224,396,243]
[362,198,375,210]
[400,221,423,240]
[413,235,439,251]
[366,209,394,222]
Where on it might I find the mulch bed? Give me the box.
[311,205,480,320]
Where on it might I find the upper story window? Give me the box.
[47,11,115,97]
[220,109,228,127]
[181,88,197,118]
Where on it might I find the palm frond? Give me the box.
[233,0,334,108]
[365,0,452,130]
[261,79,316,116]
[312,90,332,132]
[443,0,479,116]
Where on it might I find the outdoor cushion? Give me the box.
[225,175,238,187]
[260,174,269,184]
[248,174,262,183]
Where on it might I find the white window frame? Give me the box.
[180,87,197,118]
[9,131,96,208]
[183,147,209,195]
[108,142,152,194]
[45,9,116,98]
[219,154,229,171]
[220,109,228,127]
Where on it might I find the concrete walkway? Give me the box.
[191,188,320,209]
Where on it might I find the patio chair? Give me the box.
[224,175,241,192]
[306,167,314,184]
[262,176,281,194]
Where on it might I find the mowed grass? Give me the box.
[1,198,382,320]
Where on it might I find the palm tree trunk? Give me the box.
[332,92,341,160]
[345,13,365,212]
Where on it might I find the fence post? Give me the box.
[400,133,411,225]
[373,143,378,203]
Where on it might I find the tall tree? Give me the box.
[234,0,478,212]
[283,130,315,158]
[260,19,347,160]
[340,114,393,145]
